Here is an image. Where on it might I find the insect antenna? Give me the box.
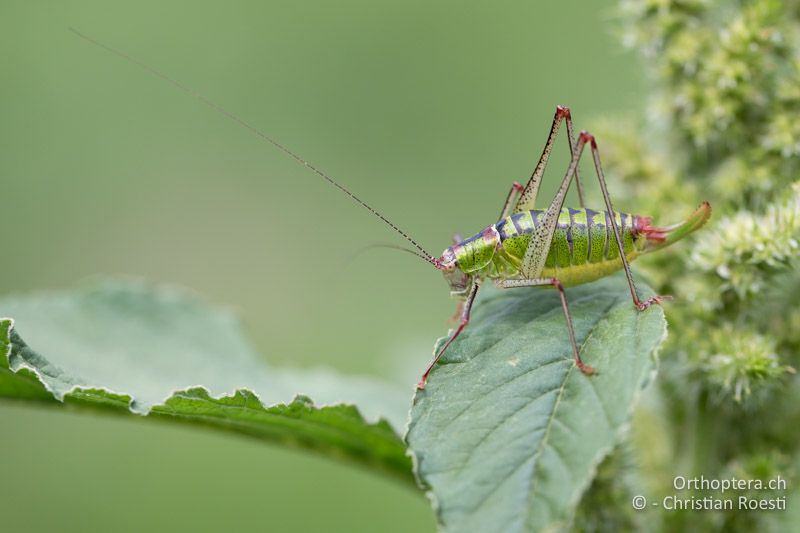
[330,243,436,280]
[69,28,441,269]
[352,243,436,263]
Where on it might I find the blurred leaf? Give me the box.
[0,281,414,484]
[406,274,667,532]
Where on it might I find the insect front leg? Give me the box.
[580,131,667,311]
[514,105,586,215]
[496,277,595,375]
[418,281,480,389]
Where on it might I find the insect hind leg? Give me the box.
[514,105,587,214]
[579,131,668,311]
[496,277,595,375]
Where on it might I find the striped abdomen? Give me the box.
[483,207,646,286]
[495,208,644,268]
[447,202,710,288]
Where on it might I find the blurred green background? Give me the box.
[0,1,642,531]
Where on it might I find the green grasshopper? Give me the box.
[72,30,711,390]
[423,106,711,388]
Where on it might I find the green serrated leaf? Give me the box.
[0,281,414,484]
[406,273,667,532]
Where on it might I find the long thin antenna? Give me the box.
[353,243,435,263]
[69,27,440,268]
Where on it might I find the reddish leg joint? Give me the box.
[579,130,597,148]
[556,105,571,118]
[634,294,672,311]
[576,359,596,375]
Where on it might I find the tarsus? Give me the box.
[69,27,439,267]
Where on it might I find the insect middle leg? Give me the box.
[496,277,595,375]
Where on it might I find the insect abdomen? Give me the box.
[494,207,642,268]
